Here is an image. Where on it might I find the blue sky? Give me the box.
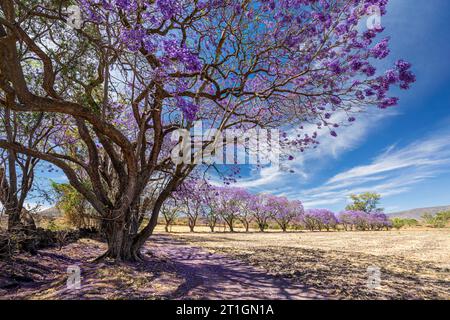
[222,0,450,213]
[28,1,450,213]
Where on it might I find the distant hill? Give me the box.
[389,205,450,220]
[38,206,62,218]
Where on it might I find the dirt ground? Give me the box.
[0,235,323,300]
[165,226,450,299]
[1,226,449,300]
[163,226,450,266]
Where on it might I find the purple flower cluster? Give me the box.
[303,209,338,231]
[176,97,199,122]
[268,196,304,232]
[157,0,181,20]
[163,40,202,72]
[337,211,391,231]
[370,38,390,59]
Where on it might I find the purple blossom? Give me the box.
[370,38,390,59]
[304,209,338,231]
[176,97,199,122]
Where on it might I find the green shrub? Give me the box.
[421,211,450,228]
[391,218,418,230]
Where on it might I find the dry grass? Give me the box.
[0,239,185,300]
[160,226,450,299]
[2,221,448,300]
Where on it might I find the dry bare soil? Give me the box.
[169,226,450,299]
[1,226,449,300]
[0,235,323,300]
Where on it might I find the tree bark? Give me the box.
[100,220,140,261]
[227,221,234,232]
[6,207,22,231]
[258,223,265,232]
[96,205,142,262]
[188,218,196,232]
[1,168,22,232]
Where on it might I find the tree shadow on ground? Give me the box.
[206,246,450,299]
[0,236,323,300]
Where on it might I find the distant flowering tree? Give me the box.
[289,200,305,229]
[174,180,208,232]
[234,189,255,232]
[250,194,275,232]
[271,196,304,232]
[338,210,390,231]
[214,187,241,232]
[0,0,414,261]
[304,209,338,231]
[161,197,179,233]
[367,212,391,230]
[352,211,372,230]
[201,185,221,232]
[337,211,358,231]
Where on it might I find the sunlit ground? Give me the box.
[158,225,450,299]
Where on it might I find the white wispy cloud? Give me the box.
[328,135,450,185]
[231,165,285,189]
[228,109,395,193]
[297,130,450,209]
[226,126,450,211]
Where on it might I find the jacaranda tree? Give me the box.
[173,179,208,232]
[161,197,179,232]
[0,0,414,261]
[233,188,255,232]
[250,194,275,232]
[271,196,304,232]
[0,110,55,231]
[304,209,338,231]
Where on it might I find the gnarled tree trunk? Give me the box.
[6,207,21,231]
[103,221,138,261]
[99,207,142,262]
[1,168,21,231]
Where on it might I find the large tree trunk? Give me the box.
[122,178,182,261]
[6,207,22,231]
[105,225,136,261]
[1,168,22,232]
[100,220,141,261]
[97,192,167,262]
[97,205,142,262]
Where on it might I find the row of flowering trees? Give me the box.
[163,181,304,232]
[0,0,414,261]
[162,181,392,232]
[306,209,392,231]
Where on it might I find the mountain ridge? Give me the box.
[389,205,450,220]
